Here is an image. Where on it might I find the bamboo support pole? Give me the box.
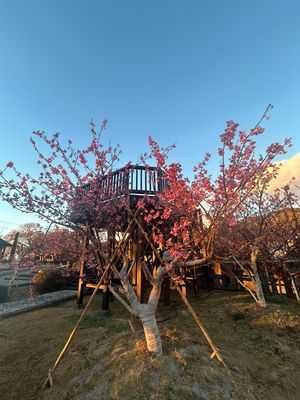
[77,228,88,306]
[176,286,226,366]
[290,273,300,302]
[131,211,226,367]
[42,269,108,389]
[42,216,136,390]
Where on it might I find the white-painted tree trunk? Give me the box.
[141,315,162,355]
[136,279,164,355]
[250,247,267,308]
[113,260,166,356]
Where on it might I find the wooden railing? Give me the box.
[98,165,168,197]
[71,166,168,223]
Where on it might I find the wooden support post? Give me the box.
[110,287,114,303]
[101,285,110,314]
[77,228,89,308]
[193,267,199,294]
[136,259,144,303]
[281,267,294,297]
[163,278,171,307]
[181,283,187,298]
[0,246,6,260]
[77,280,85,308]
[263,264,273,294]
[9,232,19,261]
[131,216,144,303]
[180,267,187,298]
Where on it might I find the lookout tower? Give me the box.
[75,165,169,311]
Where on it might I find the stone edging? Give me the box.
[0,290,77,319]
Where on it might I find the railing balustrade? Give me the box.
[98,165,167,197]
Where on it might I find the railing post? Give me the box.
[157,169,162,193]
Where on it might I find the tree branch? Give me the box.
[141,262,156,285]
[109,284,138,317]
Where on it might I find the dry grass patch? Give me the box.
[0,290,299,400]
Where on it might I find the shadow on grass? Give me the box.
[68,312,129,333]
[264,292,299,305]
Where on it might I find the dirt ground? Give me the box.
[0,290,299,400]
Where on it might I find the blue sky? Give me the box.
[0,0,300,233]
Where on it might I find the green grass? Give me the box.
[264,292,299,305]
[68,312,129,332]
[231,310,250,320]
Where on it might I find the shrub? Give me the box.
[32,268,66,294]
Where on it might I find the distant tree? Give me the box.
[260,191,300,296]
[32,228,81,264]
[214,185,298,306]
[4,223,43,264]
[5,223,81,265]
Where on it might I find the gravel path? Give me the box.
[0,290,77,318]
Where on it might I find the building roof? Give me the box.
[0,238,12,248]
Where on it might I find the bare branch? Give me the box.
[141,262,156,285]
[176,257,208,268]
[232,272,259,303]
[109,285,138,317]
[120,256,129,277]
[156,265,167,282]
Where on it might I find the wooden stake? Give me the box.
[291,273,300,302]
[176,285,226,367]
[47,370,53,387]
[42,215,136,390]
[77,227,88,307]
[128,318,136,333]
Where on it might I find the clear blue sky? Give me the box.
[0,0,300,232]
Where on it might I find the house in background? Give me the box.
[0,237,12,261]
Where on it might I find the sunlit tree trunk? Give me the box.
[111,259,166,356]
[250,246,266,308]
[139,302,162,355]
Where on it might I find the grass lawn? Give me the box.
[0,290,299,400]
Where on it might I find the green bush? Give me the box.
[32,268,66,294]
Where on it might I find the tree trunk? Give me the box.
[141,317,162,355]
[251,247,267,308]
[115,260,165,356]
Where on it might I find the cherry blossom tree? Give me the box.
[31,228,81,264]
[0,106,293,354]
[0,120,172,354]
[4,223,43,262]
[214,185,297,306]
[141,105,292,301]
